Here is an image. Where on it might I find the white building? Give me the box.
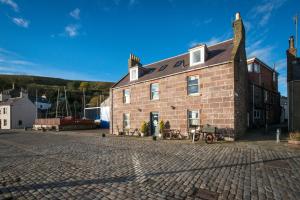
[0,92,36,129]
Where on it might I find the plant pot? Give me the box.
[152,136,157,141]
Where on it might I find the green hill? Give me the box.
[0,74,114,118]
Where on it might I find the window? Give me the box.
[150,83,159,100]
[130,67,138,81]
[18,120,22,126]
[3,119,7,126]
[188,110,200,127]
[159,65,168,71]
[264,90,268,102]
[192,50,201,64]
[3,108,6,114]
[247,63,253,72]
[123,113,130,129]
[254,63,260,73]
[0,108,1,114]
[254,110,261,119]
[187,76,199,95]
[123,89,130,104]
[273,72,276,82]
[174,60,184,68]
[190,46,205,66]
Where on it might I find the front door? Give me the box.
[150,112,159,136]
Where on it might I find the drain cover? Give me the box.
[264,160,290,169]
[189,188,219,200]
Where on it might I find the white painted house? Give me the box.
[0,92,36,129]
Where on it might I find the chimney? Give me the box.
[287,36,297,82]
[232,12,245,51]
[128,53,141,70]
[288,36,297,56]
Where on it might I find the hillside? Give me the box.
[0,74,114,118]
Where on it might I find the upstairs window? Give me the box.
[123,89,130,104]
[273,72,276,82]
[189,45,206,66]
[187,76,199,95]
[188,110,200,128]
[150,83,159,100]
[254,110,261,119]
[247,63,253,72]
[123,113,130,129]
[130,67,138,81]
[254,63,260,73]
[3,108,6,114]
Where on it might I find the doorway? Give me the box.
[150,112,159,136]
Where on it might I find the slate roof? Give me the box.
[0,98,21,106]
[113,39,234,88]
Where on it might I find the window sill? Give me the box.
[150,98,160,101]
[188,93,200,97]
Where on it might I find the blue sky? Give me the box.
[0,0,299,96]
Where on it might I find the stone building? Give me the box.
[247,57,281,128]
[287,36,300,132]
[110,13,248,139]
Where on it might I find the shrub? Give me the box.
[289,132,300,141]
[159,120,165,134]
[141,121,148,135]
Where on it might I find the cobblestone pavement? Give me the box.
[0,131,299,200]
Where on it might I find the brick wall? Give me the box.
[111,62,235,136]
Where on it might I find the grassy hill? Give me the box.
[0,74,114,118]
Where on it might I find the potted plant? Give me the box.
[288,132,300,145]
[140,121,148,137]
[159,120,165,138]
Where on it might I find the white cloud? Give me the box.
[0,0,18,12]
[248,45,274,63]
[70,8,80,20]
[249,0,287,26]
[65,24,80,38]
[12,17,30,28]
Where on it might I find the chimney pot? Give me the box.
[289,36,295,49]
[235,12,241,21]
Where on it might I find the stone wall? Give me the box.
[111,62,235,136]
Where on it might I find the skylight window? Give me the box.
[174,60,184,68]
[159,65,168,71]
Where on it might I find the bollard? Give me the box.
[192,132,195,143]
[276,128,280,143]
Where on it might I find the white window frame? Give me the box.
[123,89,130,104]
[187,75,200,96]
[123,113,130,129]
[189,46,205,67]
[130,67,138,81]
[150,83,159,100]
[254,63,260,73]
[247,63,253,72]
[188,110,200,128]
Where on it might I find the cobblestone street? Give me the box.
[0,131,299,200]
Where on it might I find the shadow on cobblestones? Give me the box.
[3,154,299,193]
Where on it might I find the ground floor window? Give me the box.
[188,110,200,128]
[3,119,7,126]
[18,120,23,126]
[123,113,130,129]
